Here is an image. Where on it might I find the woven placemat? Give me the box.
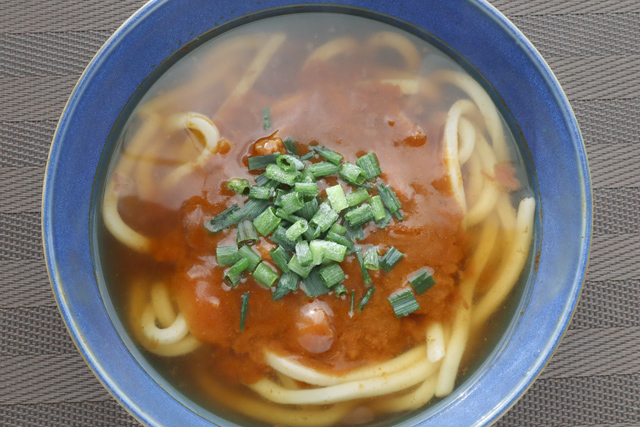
[1,0,639,425]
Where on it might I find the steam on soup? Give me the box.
[98,12,535,427]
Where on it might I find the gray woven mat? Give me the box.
[1,0,639,425]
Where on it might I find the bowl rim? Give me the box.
[42,1,592,426]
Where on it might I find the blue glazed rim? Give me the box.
[42,1,591,426]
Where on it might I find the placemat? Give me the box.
[1,0,638,425]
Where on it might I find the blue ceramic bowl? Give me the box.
[42,0,591,426]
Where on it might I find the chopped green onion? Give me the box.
[239,199,271,220]
[295,240,313,267]
[376,183,402,214]
[275,208,303,224]
[298,198,319,221]
[298,168,316,183]
[299,152,315,161]
[295,182,319,198]
[265,163,299,186]
[238,245,261,271]
[310,145,343,165]
[275,191,304,214]
[375,209,393,229]
[240,292,249,331]
[227,178,250,195]
[205,203,242,233]
[326,231,354,251]
[216,244,241,266]
[356,250,372,285]
[272,271,300,301]
[248,153,280,171]
[309,240,325,265]
[345,223,365,241]
[253,207,281,236]
[380,247,405,272]
[347,188,371,207]
[269,246,292,273]
[277,154,306,172]
[357,287,376,311]
[303,225,322,241]
[330,222,346,235]
[326,184,348,212]
[333,284,348,296]
[286,219,309,241]
[350,290,355,315]
[288,254,315,278]
[310,239,347,263]
[283,137,298,155]
[338,179,373,190]
[255,173,270,186]
[388,289,420,318]
[224,258,250,287]
[310,202,339,232]
[270,225,297,252]
[262,106,271,130]
[356,153,382,181]
[364,246,379,270]
[302,268,331,297]
[254,262,279,287]
[340,162,366,185]
[344,204,374,227]
[319,263,345,288]
[370,196,386,221]
[308,162,340,178]
[249,186,271,200]
[408,268,436,294]
[393,210,404,221]
[237,219,259,246]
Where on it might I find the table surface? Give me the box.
[1,0,639,426]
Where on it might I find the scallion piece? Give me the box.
[275,208,303,224]
[288,254,315,278]
[269,246,292,273]
[237,219,259,246]
[249,186,271,200]
[333,284,348,296]
[239,245,261,271]
[370,196,386,221]
[356,153,382,181]
[262,106,271,130]
[347,188,371,207]
[350,290,355,315]
[283,137,298,155]
[357,287,376,311]
[216,244,241,266]
[295,182,319,199]
[340,162,366,185]
[338,179,373,190]
[227,178,250,195]
[240,199,271,220]
[364,246,379,270]
[265,163,299,186]
[309,240,325,266]
[345,223,365,241]
[302,268,331,297]
[376,183,402,214]
[344,204,374,227]
[298,198,319,221]
[275,191,304,214]
[224,258,250,287]
[388,289,420,318]
[296,240,313,267]
[270,225,297,252]
[255,173,270,186]
[286,219,309,241]
[408,268,436,294]
[375,208,393,229]
[254,262,279,287]
[356,250,372,285]
[298,168,316,183]
[310,202,339,232]
[253,206,281,236]
[248,153,280,171]
[326,231,354,251]
[311,145,343,165]
[330,222,346,235]
[299,152,315,161]
[277,154,306,172]
[380,247,404,272]
[308,162,340,178]
[326,184,348,212]
[303,225,322,242]
[272,271,300,301]
[319,263,345,288]
[205,203,242,233]
[240,292,249,331]
[310,239,347,263]
[393,210,404,221]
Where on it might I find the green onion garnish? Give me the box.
[350,290,355,315]
[380,247,404,272]
[265,163,299,186]
[408,268,436,294]
[356,153,382,181]
[227,178,250,195]
[238,245,261,271]
[249,186,272,200]
[344,204,374,227]
[237,219,259,246]
[270,225,297,252]
[340,162,366,185]
[295,182,319,199]
[275,191,304,214]
[254,262,279,287]
[325,231,353,251]
[299,152,315,161]
[326,184,348,212]
[295,240,313,267]
[308,161,341,178]
[375,208,393,229]
[310,239,347,263]
[319,263,345,288]
[388,289,420,318]
[216,244,241,266]
[357,287,376,311]
[333,284,348,296]
[329,222,346,235]
[302,268,331,297]
[269,246,291,273]
[262,106,271,130]
[356,250,372,285]
[283,137,298,155]
[393,210,404,221]
[204,203,242,233]
[364,246,379,270]
[240,292,249,331]
[272,271,300,301]
[253,207,281,236]
[277,154,305,172]
[310,202,339,232]
[369,196,386,221]
[347,188,371,207]
[224,258,250,287]
[275,208,303,224]
[310,145,343,165]
[345,223,365,241]
[248,153,280,171]
[255,173,271,186]
[239,199,271,220]
[285,219,309,241]
[298,198,319,221]
[376,183,402,214]
[288,253,315,278]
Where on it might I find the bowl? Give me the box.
[42,0,591,426]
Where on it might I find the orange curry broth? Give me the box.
[143,63,467,385]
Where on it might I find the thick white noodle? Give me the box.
[373,374,438,414]
[426,322,446,363]
[145,334,202,357]
[150,282,177,328]
[141,303,189,345]
[458,117,476,165]
[465,133,501,228]
[303,37,360,69]
[366,31,422,72]
[264,344,427,386]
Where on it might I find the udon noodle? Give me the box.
[98,13,535,426]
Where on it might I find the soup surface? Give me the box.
[97,12,535,426]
